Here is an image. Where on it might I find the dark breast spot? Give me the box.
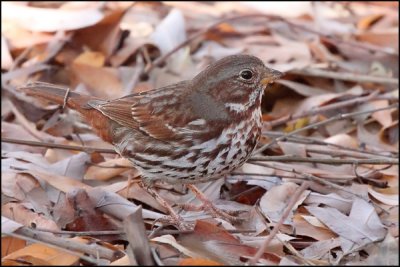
[221,165,230,171]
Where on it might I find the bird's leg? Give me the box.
[140,181,193,230]
[179,184,244,224]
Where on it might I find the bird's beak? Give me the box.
[261,69,283,85]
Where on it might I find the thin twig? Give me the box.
[255,103,399,154]
[124,53,145,95]
[305,146,390,160]
[249,160,390,216]
[145,12,396,75]
[1,64,51,85]
[33,227,255,236]
[267,161,390,214]
[145,14,278,74]
[262,131,398,158]
[276,236,315,265]
[246,162,356,185]
[249,155,398,165]
[305,146,375,159]
[62,87,70,109]
[250,181,310,264]
[290,68,398,85]
[280,16,397,55]
[266,91,381,127]
[1,137,116,154]
[3,136,397,165]
[9,47,33,71]
[231,171,353,182]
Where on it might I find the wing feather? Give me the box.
[87,81,200,141]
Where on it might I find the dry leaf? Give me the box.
[2,242,80,265]
[1,236,26,258]
[84,157,133,181]
[379,120,399,146]
[2,2,104,32]
[178,221,281,265]
[2,203,59,231]
[73,8,128,57]
[73,51,106,67]
[368,187,399,206]
[1,35,13,70]
[70,64,123,98]
[304,192,352,214]
[293,213,337,241]
[259,182,310,225]
[300,237,341,259]
[356,29,399,51]
[179,258,224,266]
[306,198,386,246]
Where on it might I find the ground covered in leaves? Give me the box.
[1,2,398,265]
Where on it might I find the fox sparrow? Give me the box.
[20,55,282,228]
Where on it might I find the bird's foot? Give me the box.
[178,202,245,224]
[179,184,246,224]
[140,181,193,231]
[153,215,194,231]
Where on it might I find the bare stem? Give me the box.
[33,227,255,236]
[255,103,399,154]
[250,181,310,264]
[266,90,384,128]
[262,131,398,158]
[145,12,395,75]
[1,137,116,154]
[249,155,398,165]
[289,69,398,85]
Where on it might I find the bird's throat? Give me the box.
[225,86,264,114]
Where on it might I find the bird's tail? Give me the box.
[18,82,96,111]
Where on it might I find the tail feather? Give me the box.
[18,82,95,110]
[19,82,114,142]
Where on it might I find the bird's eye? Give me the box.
[239,69,253,80]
